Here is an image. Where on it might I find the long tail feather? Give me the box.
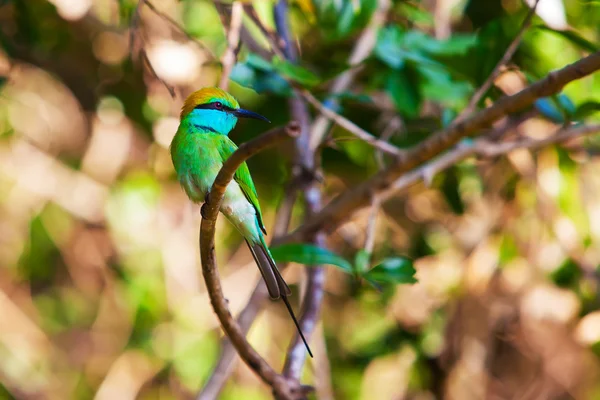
[245,239,313,358]
[281,294,314,358]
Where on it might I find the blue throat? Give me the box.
[184,109,238,135]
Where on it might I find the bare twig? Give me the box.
[301,90,403,156]
[141,51,176,98]
[474,123,600,157]
[308,0,391,150]
[144,0,216,58]
[129,0,176,98]
[380,123,600,202]
[218,2,243,90]
[129,0,146,64]
[456,0,541,122]
[282,52,600,242]
[199,122,311,400]
[242,4,286,59]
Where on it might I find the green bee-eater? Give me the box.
[170,87,312,357]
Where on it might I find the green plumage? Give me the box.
[170,87,311,357]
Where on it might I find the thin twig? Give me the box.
[474,123,600,157]
[308,0,391,150]
[141,50,176,98]
[129,0,146,64]
[242,4,286,59]
[144,0,216,58]
[219,2,243,90]
[282,51,600,242]
[380,123,600,202]
[199,122,310,400]
[129,0,176,98]
[455,0,541,122]
[301,90,404,156]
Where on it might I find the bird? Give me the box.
[170,87,312,357]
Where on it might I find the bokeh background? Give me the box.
[1,0,600,399]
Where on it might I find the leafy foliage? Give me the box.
[270,243,354,273]
[271,243,417,288]
[2,0,600,399]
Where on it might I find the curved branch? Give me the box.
[199,122,308,399]
[197,186,298,400]
[283,51,600,243]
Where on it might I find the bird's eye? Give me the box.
[215,102,223,109]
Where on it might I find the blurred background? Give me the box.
[1,0,600,399]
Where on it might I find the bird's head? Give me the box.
[180,87,270,135]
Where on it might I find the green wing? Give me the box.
[217,136,267,235]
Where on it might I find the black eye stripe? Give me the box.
[194,102,235,112]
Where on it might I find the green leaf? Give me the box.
[337,0,358,37]
[418,64,472,108]
[398,3,434,27]
[534,25,598,53]
[375,26,477,70]
[386,69,421,118]
[271,57,321,86]
[270,244,353,273]
[375,26,406,68]
[230,56,292,96]
[402,31,477,56]
[364,257,417,285]
[573,101,600,120]
[246,53,275,71]
[354,249,370,274]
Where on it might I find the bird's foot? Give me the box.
[200,192,211,219]
[200,203,209,219]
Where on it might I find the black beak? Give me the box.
[233,108,271,123]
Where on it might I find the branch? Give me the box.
[456,0,541,122]
[218,2,243,90]
[197,184,299,400]
[379,123,600,202]
[129,0,176,98]
[196,282,269,400]
[199,122,310,400]
[475,123,600,157]
[283,51,600,242]
[301,90,404,156]
[308,0,391,150]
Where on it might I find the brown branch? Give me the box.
[196,282,269,400]
[197,185,299,400]
[199,122,310,400]
[301,90,403,156]
[474,123,600,157]
[456,0,541,122]
[379,123,600,202]
[282,51,600,242]
[218,2,243,90]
